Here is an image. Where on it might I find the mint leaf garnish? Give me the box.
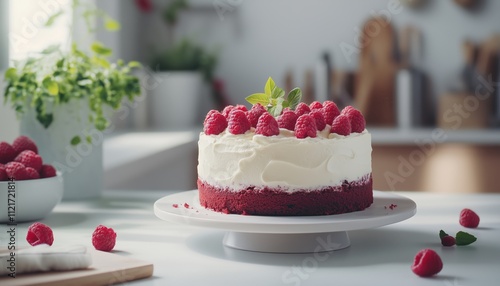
[455,231,477,246]
[287,87,302,110]
[246,93,269,106]
[245,77,302,117]
[439,230,448,240]
[264,76,275,96]
[271,86,285,99]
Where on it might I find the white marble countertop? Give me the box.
[6,190,500,285]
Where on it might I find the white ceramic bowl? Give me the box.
[0,174,63,223]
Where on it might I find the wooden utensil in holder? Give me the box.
[354,17,398,127]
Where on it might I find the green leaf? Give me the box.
[268,105,283,117]
[246,93,270,106]
[91,42,112,57]
[271,86,285,99]
[268,97,284,117]
[95,117,108,131]
[104,17,120,31]
[86,135,92,144]
[56,58,65,68]
[70,136,81,146]
[77,79,93,86]
[287,88,302,110]
[93,57,111,68]
[25,58,37,66]
[36,113,53,129]
[44,11,64,27]
[128,61,142,68]
[4,68,17,81]
[264,77,276,96]
[455,231,477,246]
[439,230,448,240]
[42,77,59,96]
[41,44,60,55]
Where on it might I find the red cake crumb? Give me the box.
[198,174,373,216]
[183,203,190,209]
[172,204,179,208]
[384,203,398,210]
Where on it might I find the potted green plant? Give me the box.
[136,0,218,129]
[3,5,142,200]
[148,39,217,128]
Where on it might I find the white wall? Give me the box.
[0,0,19,142]
[128,0,500,107]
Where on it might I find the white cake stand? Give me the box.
[154,190,416,253]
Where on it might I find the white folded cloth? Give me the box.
[0,244,92,275]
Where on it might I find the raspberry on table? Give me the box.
[411,248,443,277]
[14,150,43,172]
[295,102,311,117]
[330,114,351,136]
[246,103,266,127]
[310,110,326,131]
[12,135,38,156]
[322,101,340,125]
[459,208,480,228]
[255,112,280,136]
[295,114,317,139]
[441,235,456,247]
[26,222,54,246]
[5,162,29,181]
[40,164,57,178]
[227,110,251,135]
[309,101,323,110]
[277,110,298,131]
[204,110,227,135]
[0,142,16,164]
[25,167,40,179]
[92,225,117,252]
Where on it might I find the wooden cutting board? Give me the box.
[0,249,153,286]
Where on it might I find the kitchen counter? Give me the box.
[5,190,500,285]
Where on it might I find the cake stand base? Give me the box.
[223,231,350,253]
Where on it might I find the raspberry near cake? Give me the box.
[197,77,373,216]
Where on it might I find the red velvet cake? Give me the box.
[198,77,372,216]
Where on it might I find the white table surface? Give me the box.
[7,190,500,286]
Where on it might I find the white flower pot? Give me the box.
[148,71,203,129]
[20,99,104,200]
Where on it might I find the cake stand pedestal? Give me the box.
[154,190,416,253]
[223,231,350,253]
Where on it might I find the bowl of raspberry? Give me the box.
[0,136,63,223]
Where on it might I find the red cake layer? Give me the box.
[198,174,373,216]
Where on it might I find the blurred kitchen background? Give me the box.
[1,0,499,193]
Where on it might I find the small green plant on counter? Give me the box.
[151,38,217,81]
[3,1,141,145]
[145,0,218,82]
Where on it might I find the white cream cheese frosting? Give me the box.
[197,127,372,192]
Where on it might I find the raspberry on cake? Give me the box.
[198,77,372,216]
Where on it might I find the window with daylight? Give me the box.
[8,0,73,62]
